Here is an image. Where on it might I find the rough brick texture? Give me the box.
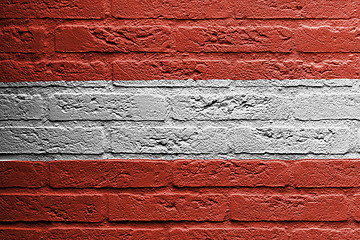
[0,61,109,82]
[297,26,360,53]
[0,228,45,240]
[1,0,360,237]
[109,127,228,154]
[112,60,232,80]
[48,228,168,240]
[112,0,230,19]
[0,194,106,222]
[0,94,43,120]
[0,27,48,53]
[230,194,350,221]
[1,80,360,236]
[0,0,105,19]
[2,0,360,81]
[0,161,47,188]
[176,26,294,53]
[0,127,104,154]
[235,0,354,19]
[49,93,167,121]
[50,160,170,188]
[292,229,360,240]
[55,26,173,53]
[173,160,289,187]
[1,159,360,237]
[230,127,351,154]
[170,228,288,240]
[108,194,227,221]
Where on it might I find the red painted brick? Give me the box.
[297,60,360,79]
[173,160,289,187]
[352,195,360,221]
[49,228,168,240]
[170,228,288,240]
[0,194,106,222]
[292,160,360,187]
[297,26,360,52]
[0,61,108,82]
[50,160,170,188]
[235,0,353,19]
[0,0,105,19]
[112,60,232,80]
[234,60,359,80]
[234,60,300,80]
[112,0,230,19]
[108,194,226,221]
[176,26,293,52]
[0,161,48,188]
[0,27,47,53]
[292,228,355,240]
[230,194,349,221]
[0,228,45,240]
[56,26,173,53]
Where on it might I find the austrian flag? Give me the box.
[0,0,359,239]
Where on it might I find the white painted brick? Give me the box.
[170,94,291,120]
[113,79,232,88]
[0,94,44,120]
[109,127,229,153]
[294,94,360,120]
[0,127,104,154]
[230,127,352,154]
[1,80,359,158]
[49,93,168,121]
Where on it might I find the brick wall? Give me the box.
[2,159,360,239]
[1,0,360,239]
[2,0,360,82]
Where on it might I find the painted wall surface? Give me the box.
[1,1,360,239]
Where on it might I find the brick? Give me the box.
[56,25,173,53]
[235,0,353,19]
[234,60,299,80]
[109,127,228,154]
[0,194,106,222]
[292,160,360,188]
[234,60,359,80]
[0,228,45,240]
[0,127,104,154]
[176,26,293,52]
[0,161,48,188]
[170,94,291,120]
[355,130,360,152]
[248,79,355,88]
[292,229,355,240]
[109,194,226,221]
[170,228,288,240]
[296,60,360,79]
[49,228,168,240]
[230,127,351,154]
[352,195,360,221]
[49,93,167,121]
[0,60,108,82]
[50,160,170,188]
[294,94,360,120]
[112,0,230,19]
[0,27,47,53]
[230,194,349,221]
[113,79,232,88]
[0,94,43,120]
[173,160,289,187]
[0,0,105,19]
[112,60,232,80]
[297,26,360,52]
